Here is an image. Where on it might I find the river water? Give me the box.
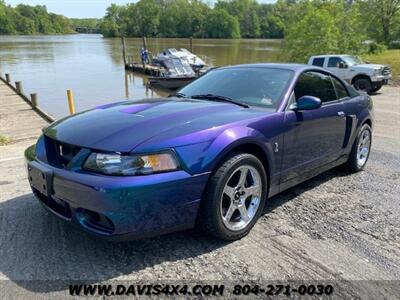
[0,34,282,118]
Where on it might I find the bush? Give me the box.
[0,135,10,146]
[388,40,400,49]
[367,41,387,54]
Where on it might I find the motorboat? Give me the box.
[153,48,206,71]
[149,55,197,89]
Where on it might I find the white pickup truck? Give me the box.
[308,55,391,94]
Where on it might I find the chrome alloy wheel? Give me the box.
[357,129,371,168]
[220,165,262,231]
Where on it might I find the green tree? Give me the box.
[285,1,366,62]
[0,2,16,34]
[135,0,160,36]
[99,4,125,37]
[15,16,35,34]
[216,0,260,38]
[261,15,284,38]
[158,0,210,38]
[358,0,400,44]
[205,9,241,38]
[285,2,341,62]
[99,18,121,37]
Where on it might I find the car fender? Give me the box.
[344,96,373,152]
[175,126,274,177]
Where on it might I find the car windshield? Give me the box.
[343,55,364,66]
[178,67,293,110]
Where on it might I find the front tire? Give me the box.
[199,153,267,241]
[353,78,373,94]
[371,84,382,93]
[344,124,372,172]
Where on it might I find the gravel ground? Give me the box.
[0,86,399,299]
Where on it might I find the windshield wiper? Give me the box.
[168,92,187,98]
[190,94,249,108]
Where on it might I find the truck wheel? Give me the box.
[198,153,267,241]
[353,78,372,94]
[371,84,382,93]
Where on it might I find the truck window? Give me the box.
[312,58,325,67]
[327,57,342,68]
[294,71,337,103]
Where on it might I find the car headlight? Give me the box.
[374,68,383,75]
[83,151,179,176]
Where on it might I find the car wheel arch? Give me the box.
[362,118,372,129]
[203,134,273,202]
[213,142,270,180]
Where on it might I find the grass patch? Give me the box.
[362,50,400,84]
[0,135,10,146]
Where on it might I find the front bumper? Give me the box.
[25,146,209,241]
[371,74,391,85]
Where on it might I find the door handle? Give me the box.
[337,111,346,117]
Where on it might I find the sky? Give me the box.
[5,0,275,18]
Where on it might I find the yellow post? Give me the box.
[67,90,75,114]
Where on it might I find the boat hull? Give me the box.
[149,76,196,89]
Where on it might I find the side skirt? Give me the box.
[276,154,349,195]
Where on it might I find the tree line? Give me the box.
[98,0,399,60]
[0,0,74,34]
[1,0,399,62]
[98,0,399,41]
[99,0,285,39]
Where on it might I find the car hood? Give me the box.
[44,98,268,153]
[354,63,386,71]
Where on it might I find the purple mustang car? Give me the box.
[25,64,373,241]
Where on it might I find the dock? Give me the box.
[125,62,163,76]
[0,79,49,144]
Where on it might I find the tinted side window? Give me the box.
[331,76,349,99]
[312,58,325,67]
[328,57,342,68]
[294,72,337,103]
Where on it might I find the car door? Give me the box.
[281,71,347,182]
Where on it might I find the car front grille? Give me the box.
[44,135,82,168]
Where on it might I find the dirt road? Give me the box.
[0,85,399,299]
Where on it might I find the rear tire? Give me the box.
[198,153,267,241]
[344,124,372,172]
[353,78,373,94]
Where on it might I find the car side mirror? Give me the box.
[339,61,348,69]
[290,96,322,111]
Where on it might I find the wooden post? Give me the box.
[67,90,75,114]
[142,36,147,50]
[141,37,148,69]
[15,81,23,94]
[190,37,193,53]
[5,73,11,83]
[30,93,38,108]
[121,37,127,66]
